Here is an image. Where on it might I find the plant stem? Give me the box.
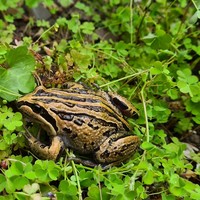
[71,161,83,200]
[33,24,58,45]
[130,0,133,44]
[191,0,198,10]
[141,81,149,142]
[100,69,149,88]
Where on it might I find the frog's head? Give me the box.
[17,86,58,136]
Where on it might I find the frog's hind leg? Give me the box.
[22,127,64,160]
[95,134,139,166]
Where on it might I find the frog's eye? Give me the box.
[109,92,138,117]
[112,97,129,110]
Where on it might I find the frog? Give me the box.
[17,82,139,166]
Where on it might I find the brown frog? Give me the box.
[17,82,139,166]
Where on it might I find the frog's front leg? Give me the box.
[95,134,139,165]
[23,129,64,160]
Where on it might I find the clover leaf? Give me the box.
[0,46,36,101]
[177,68,199,97]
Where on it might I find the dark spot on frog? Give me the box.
[58,94,87,102]
[77,104,103,112]
[39,144,46,148]
[71,132,78,139]
[65,102,74,107]
[103,129,117,137]
[94,146,100,152]
[101,150,110,158]
[35,98,75,108]
[74,118,84,126]
[62,114,74,121]
[50,108,74,121]
[35,90,88,103]
[91,141,95,146]
[88,121,99,130]
[74,89,88,94]
[63,127,72,133]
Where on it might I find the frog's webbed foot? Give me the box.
[22,128,64,160]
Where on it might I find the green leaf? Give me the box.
[0,139,9,150]
[36,20,50,28]
[25,0,41,8]
[169,174,181,187]
[23,183,40,195]
[137,161,149,170]
[5,161,24,178]
[75,2,92,15]
[177,68,198,85]
[177,68,190,79]
[161,193,176,200]
[143,170,154,185]
[177,68,199,97]
[48,169,59,180]
[175,118,193,132]
[154,105,167,111]
[0,174,6,192]
[24,163,35,178]
[189,10,200,24]
[177,80,190,93]
[151,34,172,50]
[0,46,35,101]
[110,0,120,5]
[187,75,198,84]
[80,22,95,35]
[6,46,33,69]
[3,112,23,131]
[167,88,179,100]
[142,33,156,43]
[13,177,29,190]
[185,100,200,115]
[5,178,15,193]
[150,61,169,75]
[70,49,91,69]
[59,180,77,195]
[87,184,101,200]
[193,115,200,124]
[56,17,68,27]
[67,17,80,33]
[115,41,129,56]
[98,63,121,78]
[0,44,7,56]
[110,183,125,196]
[59,0,73,7]
[141,142,155,150]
